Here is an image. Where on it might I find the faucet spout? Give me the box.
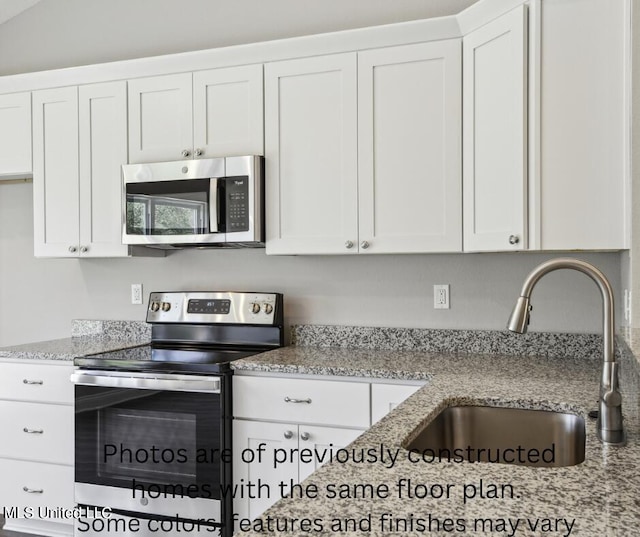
[507,258,625,446]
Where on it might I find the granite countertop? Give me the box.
[231,331,640,536]
[0,320,150,361]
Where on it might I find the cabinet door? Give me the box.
[32,87,80,257]
[463,5,527,252]
[193,65,263,158]
[0,92,32,178]
[535,0,626,250]
[233,420,298,521]
[297,425,363,482]
[79,81,129,257]
[265,54,358,255]
[128,73,193,164]
[358,41,462,253]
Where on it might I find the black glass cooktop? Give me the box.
[74,344,261,374]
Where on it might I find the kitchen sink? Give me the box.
[404,406,586,468]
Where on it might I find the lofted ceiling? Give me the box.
[0,0,41,25]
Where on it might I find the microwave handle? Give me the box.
[209,178,219,232]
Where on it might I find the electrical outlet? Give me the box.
[434,284,450,309]
[131,283,143,305]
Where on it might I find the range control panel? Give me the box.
[146,292,282,325]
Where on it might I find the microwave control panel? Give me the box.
[225,177,249,232]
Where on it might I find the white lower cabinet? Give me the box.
[0,360,74,537]
[232,375,426,523]
[233,420,364,521]
[232,375,370,522]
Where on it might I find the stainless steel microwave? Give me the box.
[122,156,264,248]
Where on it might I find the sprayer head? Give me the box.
[507,296,531,333]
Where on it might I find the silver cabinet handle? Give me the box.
[194,148,203,157]
[23,487,43,494]
[360,240,370,249]
[284,396,312,404]
[300,432,310,441]
[23,379,43,385]
[68,246,77,253]
[283,430,294,439]
[80,246,88,253]
[181,149,191,158]
[23,428,43,434]
[509,235,520,245]
[345,240,354,249]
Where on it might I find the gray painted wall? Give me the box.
[0,0,626,345]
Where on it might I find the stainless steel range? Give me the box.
[71,292,283,537]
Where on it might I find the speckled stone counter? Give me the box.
[0,319,150,361]
[232,328,640,536]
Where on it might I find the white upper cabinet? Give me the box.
[463,5,527,252]
[129,66,263,164]
[532,0,627,250]
[33,82,131,258]
[0,92,32,178]
[265,54,358,255]
[193,65,264,158]
[78,81,129,257]
[128,73,193,164]
[358,41,462,253]
[265,42,462,256]
[32,87,80,257]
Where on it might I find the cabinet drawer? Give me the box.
[0,458,73,515]
[0,362,74,404]
[234,376,370,427]
[0,401,73,464]
[371,382,424,424]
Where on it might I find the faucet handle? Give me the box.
[603,362,622,407]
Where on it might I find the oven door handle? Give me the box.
[70,371,221,393]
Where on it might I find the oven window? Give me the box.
[75,386,224,500]
[99,408,197,484]
[126,179,210,235]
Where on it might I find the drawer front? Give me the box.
[0,458,73,515]
[0,362,74,404]
[0,400,73,464]
[371,382,424,424]
[234,376,370,427]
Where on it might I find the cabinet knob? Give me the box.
[22,379,43,385]
[194,148,204,157]
[22,487,43,494]
[23,428,44,434]
[181,149,191,158]
[283,430,294,440]
[345,240,354,249]
[509,235,520,245]
[80,246,88,253]
[69,246,77,253]
[360,240,370,250]
[300,432,311,442]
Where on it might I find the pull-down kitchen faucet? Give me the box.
[507,258,626,446]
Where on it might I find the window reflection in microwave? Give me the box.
[126,194,208,235]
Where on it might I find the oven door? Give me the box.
[72,370,230,525]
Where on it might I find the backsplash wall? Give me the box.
[0,183,623,346]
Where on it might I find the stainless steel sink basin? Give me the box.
[405,406,586,468]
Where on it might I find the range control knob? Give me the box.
[161,302,171,312]
[263,303,273,315]
[150,301,160,312]
[251,303,261,314]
